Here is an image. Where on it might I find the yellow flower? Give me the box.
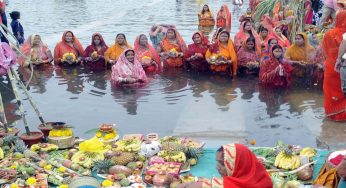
[44,164,52,170]
[103,133,114,140]
[10,183,18,188]
[27,177,37,186]
[8,128,13,132]
[10,164,17,169]
[102,180,113,187]
[170,48,178,53]
[96,131,102,138]
[58,166,66,173]
[59,184,69,188]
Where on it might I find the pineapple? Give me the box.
[161,142,185,152]
[13,139,27,153]
[184,146,203,159]
[93,160,114,174]
[111,152,135,166]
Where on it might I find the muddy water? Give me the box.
[1,0,345,149]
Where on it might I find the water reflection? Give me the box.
[258,85,288,118]
[17,66,54,94]
[0,76,20,124]
[55,67,85,95]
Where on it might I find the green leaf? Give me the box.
[84,128,99,135]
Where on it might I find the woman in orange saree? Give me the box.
[19,34,53,67]
[198,4,215,27]
[104,33,132,66]
[270,27,291,49]
[176,144,273,188]
[234,21,261,52]
[157,28,187,69]
[323,10,346,121]
[54,31,84,66]
[284,33,316,82]
[134,34,161,73]
[216,4,231,32]
[206,31,237,76]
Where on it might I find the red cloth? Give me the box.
[185,32,209,71]
[216,4,232,32]
[223,144,273,188]
[322,10,346,121]
[330,154,344,166]
[83,33,108,70]
[259,46,293,87]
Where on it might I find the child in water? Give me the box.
[9,11,24,44]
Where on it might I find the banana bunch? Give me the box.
[158,151,186,163]
[113,139,141,152]
[274,151,300,170]
[71,151,104,169]
[300,147,316,158]
[31,143,59,152]
[49,128,73,137]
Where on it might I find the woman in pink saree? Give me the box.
[111,49,147,87]
[234,21,261,52]
[19,34,53,67]
[236,37,260,75]
[134,34,161,73]
[270,27,291,49]
[0,42,16,76]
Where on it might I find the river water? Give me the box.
[1,0,345,149]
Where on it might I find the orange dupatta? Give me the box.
[54,31,84,65]
[216,4,231,32]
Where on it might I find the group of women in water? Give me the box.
[10,2,346,121]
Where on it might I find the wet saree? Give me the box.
[54,31,84,66]
[19,34,52,67]
[198,5,215,27]
[134,35,161,73]
[322,10,346,121]
[216,5,231,32]
[236,44,260,75]
[83,33,108,70]
[234,22,261,52]
[185,32,209,72]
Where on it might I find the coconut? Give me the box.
[296,166,313,181]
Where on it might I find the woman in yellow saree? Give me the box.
[104,33,132,66]
[205,30,237,76]
[157,28,187,68]
[198,4,215,27]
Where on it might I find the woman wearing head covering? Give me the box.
[157,28,187,68]
[234,21,261,52]
[284,33,316,80]
[54,31,84,66]
[104,33,132,66]
[322,10,346,121]
[260,45,293,88]
[260,38,279,62]
[216,4,231,32]
[177,144,273,188]
[83,33,108,70]
[236,37,260,75]
[198,4,215,27]
[111,49,147,86]
[19,34,53,67]
[0,42,16,76]
[205,30,237,76]
[185,32,210,72]
[270,27,291,49]
[134,34,161,73]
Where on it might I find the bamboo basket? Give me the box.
[69,176,101,188]
[48,136,74,149]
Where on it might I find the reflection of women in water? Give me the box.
[83,33,108,70]
[19,34,53,67]
[322,10,346,121]
[258,85,288,118]
[54,31,84,66]
[111,88,147,115]
[55,67,85,94]
[17,65,54,94]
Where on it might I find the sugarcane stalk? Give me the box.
[7,69,31,135]
[0,93,8,133]
[10,68,47,127]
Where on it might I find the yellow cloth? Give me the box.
[104,43,132,63]
[313,164,339,188]
[284,33,315,62]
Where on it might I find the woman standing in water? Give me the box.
[185,32,210,72]
[157,28,187,68]
[234,21,261,52]
[198,4,215,35]
[19,34,53,67]
[323,10,346,121]
[54,31,84,66]
[105,33,132,66]
[216,5,231,32]
[134,34,161,73]
[83,33,108,70]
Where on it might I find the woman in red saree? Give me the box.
[234,21,261,52]
[304,0,313,24]
[322,10,346,121]
[185,32,209,72]
[260,45,293,88]
[206,31,237,76]
[134,34,161,73]
[111,49,147,87]
[83,33,108,70]
[236,37,260,75]
[270,27,291,49]
[157,28,187,68]
[19,34,53,67]
[216,4,231,32]
[177,144,273,188]
[54,31,84,66]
